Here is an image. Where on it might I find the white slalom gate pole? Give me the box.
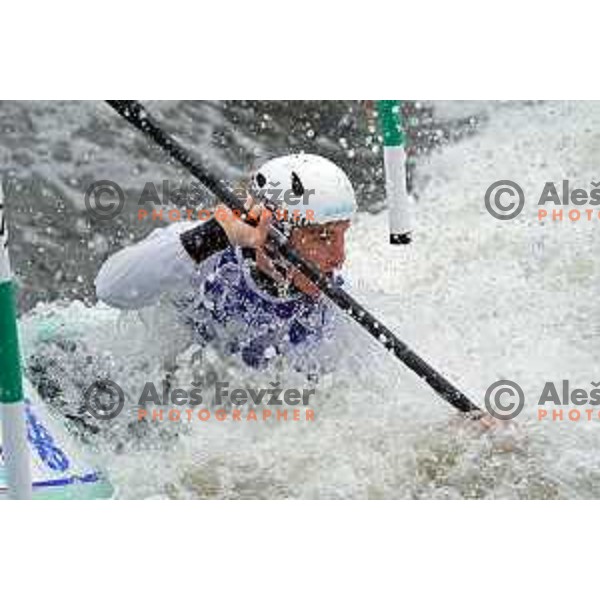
[0,186,32,499]
[376,100,413,244]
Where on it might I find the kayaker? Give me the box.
[95,154,356,377]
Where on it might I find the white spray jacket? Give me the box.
[95,221,338,374]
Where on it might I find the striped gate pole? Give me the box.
[376,100,413,244]
[0,186,32,499]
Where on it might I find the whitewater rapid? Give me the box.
[19,101,600,498]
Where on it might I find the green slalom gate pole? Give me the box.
[0,186,32,499]
[376,101,413,245]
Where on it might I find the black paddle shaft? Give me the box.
[105,100,482,416]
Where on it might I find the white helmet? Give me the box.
[251,154,356,225]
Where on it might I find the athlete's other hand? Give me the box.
[216,199,272,248]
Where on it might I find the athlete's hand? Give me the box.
[216,199,272,248]
[479,413,501,429]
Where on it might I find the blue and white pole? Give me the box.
[376,101,413,244]
[0,185,32,499]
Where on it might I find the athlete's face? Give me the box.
[289,220,350,274]
[256,220,351,298]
